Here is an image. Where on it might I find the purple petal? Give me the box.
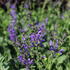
[49,40,53,46]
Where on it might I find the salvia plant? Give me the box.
[7,5,66,70]
[0,1,70,70]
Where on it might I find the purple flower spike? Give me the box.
[8,3,17,42]
[49,39,64,56]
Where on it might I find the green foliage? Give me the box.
[0,54,9,70]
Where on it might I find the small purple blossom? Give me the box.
[28,24,33,27]
[58,49,64,55]
[18,55,24,63]
[45,18,48,24]
[27,58,33,65]
[22,37,25,40]
[61,15,64,19]
[42,56,46,59]
[49,40,53,46]
[10,4,16,9]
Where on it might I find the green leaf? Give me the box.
[57,55,67,64]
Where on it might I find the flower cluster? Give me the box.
[30,23,46,47]
[18,55,33,65]
[49,40,64,55]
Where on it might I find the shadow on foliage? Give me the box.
[7,44,17,58]
[60,63,66,70]
[0,46,4,55]
[8,59,19,70]
[51,63,57,70]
